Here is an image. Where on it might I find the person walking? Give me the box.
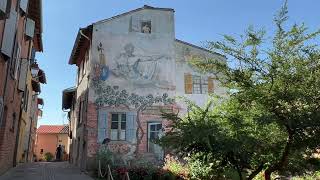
[56,145,62,161]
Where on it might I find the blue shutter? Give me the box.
[20,0,28,13]
[98,109,108,143]
[0,0,8,19]
[126,112,137,143]
[1,9,17,58]
[25,18,35,38]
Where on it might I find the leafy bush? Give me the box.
[95,147,114,177]
[163,156,189,179]
[96,148,113,166]
[187,154,215,179]
[44,152,53,161]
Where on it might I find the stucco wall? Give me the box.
[70,7,227,167]
[35,133,69,161]
[174,40,227,111]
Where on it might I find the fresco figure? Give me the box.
[113,43,163,81]
[98,43,109,81]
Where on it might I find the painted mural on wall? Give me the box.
[92,41,175,91]
[91,78,174,108]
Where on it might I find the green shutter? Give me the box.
[126,112,137,143]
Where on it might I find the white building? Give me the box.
[62,5,226,170]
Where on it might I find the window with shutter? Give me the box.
[18,58,29,91]
[110,113,126,141]
[25,18,35,38]
[20,0,28,14]
[1,9,17,58]
[184,73,193,94]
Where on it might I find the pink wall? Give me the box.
[35,134,62,161]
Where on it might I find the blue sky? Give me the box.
[36,0,320,126]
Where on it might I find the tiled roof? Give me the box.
[37,125,69,134]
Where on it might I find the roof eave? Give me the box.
[94,5,174,26]
[62,87,76,110]
[68,26,91,65]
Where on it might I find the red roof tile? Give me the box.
[37,125,69,134]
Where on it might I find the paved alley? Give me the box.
[0,162,93,180]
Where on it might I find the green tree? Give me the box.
[189,1,320,179]
[160,97,285,180]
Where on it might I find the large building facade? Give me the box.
[63,5,226,170]
[0,0,45,174]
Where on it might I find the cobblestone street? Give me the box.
[0,162,93,180]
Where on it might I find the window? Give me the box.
[192,75,208,94]
[110,113,126,141]
[185,74,214,94]
[148,122,163,160]
[40,149,43,154]
[141,21,151,34]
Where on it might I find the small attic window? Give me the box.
[141,21,151,33]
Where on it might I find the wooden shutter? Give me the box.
[98,109,108,143]
[18,58,29,91]
[25,18,35,38]
[208,76,215,93]
[1,9,17,58]
[20,0,28,14]
[184,73,193,94]
[126,112,137,143]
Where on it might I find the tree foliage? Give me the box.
[161,1,320,179]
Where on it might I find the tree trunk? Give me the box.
[135,108,144,156]
[264,127,293,180]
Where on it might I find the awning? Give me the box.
[62,87,76,110]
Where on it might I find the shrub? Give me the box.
[163,156,189,179]
[96,148,114,178]
[44,152,53,161]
